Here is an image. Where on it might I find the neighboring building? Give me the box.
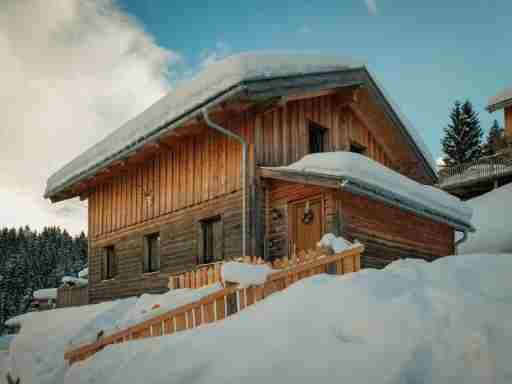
[438,87,512,199]
[45,53,472,303]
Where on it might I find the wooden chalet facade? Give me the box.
[45,53,472,303]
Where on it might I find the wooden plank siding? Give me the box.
[264,180,454,269]
[505,106,512,138]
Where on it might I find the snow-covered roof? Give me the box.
[33,288,57,301]
[263,152,473,231]
[45,52,436,200]
[487,87,512,112]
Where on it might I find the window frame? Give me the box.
[143,232,161,274]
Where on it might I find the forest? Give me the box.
[0,226,87,332]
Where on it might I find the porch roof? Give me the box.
[260,152,474,232]
[487,87,512,112]
[45,52,436,202]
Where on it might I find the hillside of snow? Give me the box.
[459,183,512,254]
[4,253,512,384]
[58,253,512,384]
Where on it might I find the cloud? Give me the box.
[0,0,180,234]
[364,0,379,15]
[198,41,231,69]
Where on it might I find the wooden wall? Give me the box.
[89,114,253,241]
[264,180,454,269]
[89,191,244,303]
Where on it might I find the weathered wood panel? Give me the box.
[57,286,89,308]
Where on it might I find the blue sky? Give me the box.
[119,0,511,161]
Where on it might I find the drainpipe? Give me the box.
[454,230,468,255]
[202,109,248,258]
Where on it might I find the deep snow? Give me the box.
[53,253,512,384]
[459,183,512,254]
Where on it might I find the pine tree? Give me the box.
[441,100,483,166]
[484,119,507,156]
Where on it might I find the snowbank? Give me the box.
[33,288,57,300]
[78,268,88,279]
[222,262,273,288]
[277,152,473,227]
[65,253,512,384]
[3,284,223,384]
[61,276,88,287]
[459,183,512,254]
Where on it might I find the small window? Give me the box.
[350,141,367,155]
[144,233,160,273]
[102,246,117,280]
[200,216,222,265]
[309,121,327,153]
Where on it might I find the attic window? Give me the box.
[350,141,367,155]
[309,121,327,154]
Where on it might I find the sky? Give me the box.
[0,0,510,235]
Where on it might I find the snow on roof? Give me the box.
[45,52,435,199]
[45,52,362,199]
[459,183,512,255]
[33,288,57,301]
[487,86,512,111]
[265,152,472,230]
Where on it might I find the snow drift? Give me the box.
[59,253,512,384]
[459,183,512,254]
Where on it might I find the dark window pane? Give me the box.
[200,217,222,265]
[104,246,116,279]
[309,122,326,153]
[144,233,160,273]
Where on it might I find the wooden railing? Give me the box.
[438,157,512,188]
[57,285,89,308]
[64,245,363,365]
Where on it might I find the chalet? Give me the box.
[45,53,473,303]
[438,87,512,199]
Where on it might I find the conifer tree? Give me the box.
[484,119,507,155]
[441,100,483,166]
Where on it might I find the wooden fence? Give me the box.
[56,285,89,308]
[64,245,363,365]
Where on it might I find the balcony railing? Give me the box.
[438,157,512,189]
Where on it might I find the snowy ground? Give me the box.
[4,253,512,384]
[459,183,512,254]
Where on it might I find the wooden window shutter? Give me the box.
[150,234,160,271]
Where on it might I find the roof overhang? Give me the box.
[487,98,512,113]
[260,167,474,233]
[45,65,437,202]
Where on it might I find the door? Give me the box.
[290,197,323,253]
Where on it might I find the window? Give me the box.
[309,121,327,153]
[102,246,117,280]
[143,233,160,273]
[350,141,367,155]
[199,216,222,265]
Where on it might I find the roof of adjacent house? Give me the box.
[261,152,474,232]
[44,52,437,200]
[487,87,512,112]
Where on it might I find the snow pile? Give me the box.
[33,288,57,301]
[277,152,473,227]
[78,268,88,279]
[61,276,88,287]
[3,284,223,384]
[459,183,512,254]
[318,233,353,253]
[222,262,274,288]
[63,253,512,384]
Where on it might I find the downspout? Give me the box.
[454,230,468,255]
[202,108,248,258]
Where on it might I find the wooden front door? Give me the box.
[290,197,324,253]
